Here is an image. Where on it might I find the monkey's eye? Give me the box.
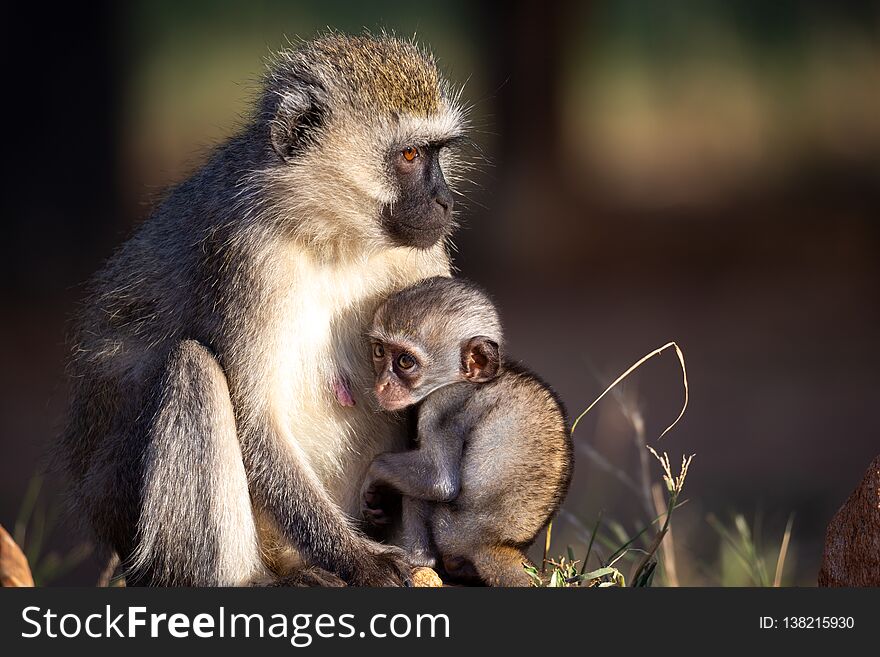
[396,353,416,370]
[372,343,385,359]
[401,146,419,162]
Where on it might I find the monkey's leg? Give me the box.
[127,340,265,586]
[399,497,437,568]
[240,415,413,587]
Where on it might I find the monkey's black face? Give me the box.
[381,144,454,249]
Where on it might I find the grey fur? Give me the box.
[58,33,465,586]
[364,278,574,586]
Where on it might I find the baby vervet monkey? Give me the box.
[361,276,573,586]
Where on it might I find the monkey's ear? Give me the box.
[462,336,501,383]
[269,79,327,163]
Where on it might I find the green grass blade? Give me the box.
[581,510,604,574]
[14,474,43,546]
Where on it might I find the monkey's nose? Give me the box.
[435,196,453,213]
[434,184,453,213]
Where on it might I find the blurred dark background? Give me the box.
[3,1,878,585]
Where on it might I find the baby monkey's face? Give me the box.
[369,335,501,412]
[370,340,428,411]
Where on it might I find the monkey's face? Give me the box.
[370,340,427,411]
[369,338,463,411]
[369,333,501,411]
[379,142,455,250]
[262,48,466,252]
[263,109,464,252]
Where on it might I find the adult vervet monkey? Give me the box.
[60,33,467,586]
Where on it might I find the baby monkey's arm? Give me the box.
[366,426,464,503]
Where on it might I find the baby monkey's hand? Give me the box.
[361,478,395,527]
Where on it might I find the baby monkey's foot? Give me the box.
[405,547,437,569]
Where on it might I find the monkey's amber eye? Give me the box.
[402,146,419,162]
[372,343,385,359]
[396,353,416,370]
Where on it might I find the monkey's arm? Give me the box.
[123,340,396,586]
[399,497,437,568]
[366,430,464,503]
[240,420,412,586]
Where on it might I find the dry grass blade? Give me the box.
[542,522,553,574]
[571,342,689,440]
[651,482,679,586]
[575,441,643,497]
[773,514,794,587]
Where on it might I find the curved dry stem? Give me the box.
[571,342,689,440]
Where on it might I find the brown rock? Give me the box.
[411,566,444,587]
[0,524,34,587]
[818,454,880,586]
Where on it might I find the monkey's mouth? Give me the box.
[394,218,448,232]
[388,218,451,240]
[374,394,413,412]
[385,221,450,250]
[380,204,452,249]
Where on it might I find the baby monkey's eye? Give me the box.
[372,343,385,359]
[401,146,419,162]
[396,353,416,370]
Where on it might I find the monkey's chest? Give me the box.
[268,245,449,512]
[269,267,402,510]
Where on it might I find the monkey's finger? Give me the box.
[363,508,392,526]
[363,489,383,507]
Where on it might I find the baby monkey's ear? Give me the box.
[462,336,501,383]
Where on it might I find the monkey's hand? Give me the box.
[361,480,395,528]
[348,540,414,587]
